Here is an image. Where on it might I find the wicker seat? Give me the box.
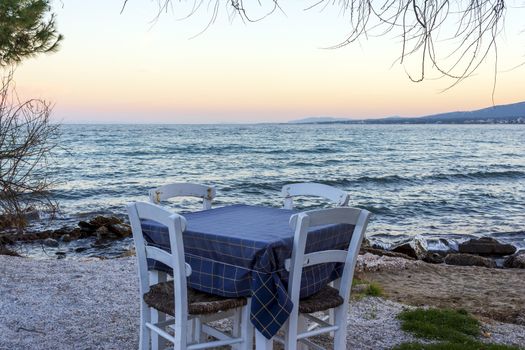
[298,285,344,314]
[144,281,247,316]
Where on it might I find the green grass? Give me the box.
[364,282,383,296]
[398,308,479,343]
[351,278,384,298]
[352,277,365,286]
[394,308,522,350]
[394,341,522,350]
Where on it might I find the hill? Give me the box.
[290,101,525,124]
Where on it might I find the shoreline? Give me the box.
[0,253,524,349]
[2,215,524,267]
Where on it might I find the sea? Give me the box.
[14,123,525,258]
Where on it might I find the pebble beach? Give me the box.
[1,253,524,349]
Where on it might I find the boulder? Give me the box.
[60,234,72,243]
[458,237,516,256]
[95,226,113,240]
[391,235,428,260]
[89,215,122,228]
[362,247,415,260]
[43,238,59,248]
[503,251,525,269]
[422,252,445,264]
[78,221,97,233]
[107,223,131,238]
[444,253,497,268]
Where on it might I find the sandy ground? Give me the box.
[1,254,524,349]
[359,259,525,326]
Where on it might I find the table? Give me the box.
[141,204,354,340]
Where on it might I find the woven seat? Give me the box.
[298,285,344,314]
[144,281,247,316]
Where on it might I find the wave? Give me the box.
[429,170,525,181]
[320,170,525,187]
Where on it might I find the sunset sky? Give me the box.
[14,1,525,123]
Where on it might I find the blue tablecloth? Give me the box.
[141,204,354,338]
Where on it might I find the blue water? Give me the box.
[29,123,525,255]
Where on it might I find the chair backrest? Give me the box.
[149,183,216,210]
[285,207,370,308]
[127,201,191,326]
[281,182,350,209]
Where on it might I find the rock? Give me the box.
[89,216,122,228]
[95,226,114,240]
[78,221,97,233]
[43,238,59,248]
[458,236,516,256]
[0,244,20,257]
[422,252,445,264]
[362,247,415,260]
[107,223,131,238]
[503,251,525,269]
[444,253,497,268]
[391,235,428,260]
[60,234,72,243]
[74,247,88,253]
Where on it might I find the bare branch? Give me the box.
[0,70,59,231]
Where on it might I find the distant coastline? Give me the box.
[290,101,525,125]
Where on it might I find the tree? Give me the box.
[132,0,516,87]
[0,0,63,66]
[0,0,62,229]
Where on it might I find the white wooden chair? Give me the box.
[149,183,216,210]
[279,207,371,350]
[127,202,253,350]
[281,183,350,209]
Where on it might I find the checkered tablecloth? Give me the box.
[141,204,354,339]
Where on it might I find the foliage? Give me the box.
[0,0,63,66]
[0,71,59,229]
[395,308,521,350]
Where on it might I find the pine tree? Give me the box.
[0,0,63,66]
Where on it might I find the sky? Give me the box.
[13,0,525,123]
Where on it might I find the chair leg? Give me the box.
[150,271,168,350]
[140,302,151,350]
[193,318,205,343]
[333,306,348,350]
[231,309,242,350]
[151,310,168,349]
[328,309,335,337]
[240,304,254,350]
[285,307,299,350]
[256,330,273,350]
[297,315,308,350]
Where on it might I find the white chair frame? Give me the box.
[281,183,350,210]
[127,202,253,350]
[149,183,216,210]
[279,207,370,350]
